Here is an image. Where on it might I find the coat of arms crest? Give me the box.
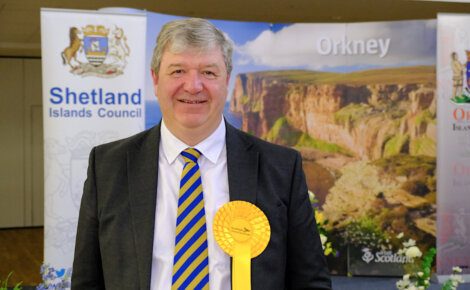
[61,25,130,78]
[451,51,470,104]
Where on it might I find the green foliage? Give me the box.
[240,94,250,105]
[340,66,435,85]
[239,94,262,112]
[415,109,435,127]
[373,154,435,177]
[397,246,436,289]
[246,66,434,85]
[265,117,301,145]
[251,100,262,112]
[410,136,436,157]
[0,272,22,290]
[420,247,436,284]
[383,134,410,157]
[249,70,339,84]
[296,133,353,156]
[340,216,389,250]
[388,107,408,119]
[334,103,373,126]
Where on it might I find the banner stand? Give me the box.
[41,7,147,276]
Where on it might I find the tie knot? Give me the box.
[181,148,201,163]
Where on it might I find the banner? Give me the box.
[145,14,437,276]
[436,13,470,278]
[41,8,146,274]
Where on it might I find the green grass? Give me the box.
[296,133,353,156]
[383,134,409,157]
[373,154,436,177]
[265,117,301,145]
[0,272,22,290]
[243,66,435,85]
[415,109,435,127]
[410,136,436,157]
[334,103,374,125]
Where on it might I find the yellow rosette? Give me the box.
[213,201,271,290]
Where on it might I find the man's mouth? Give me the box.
[179,99,207,104]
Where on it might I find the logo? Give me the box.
[361,248,374,264]
[450,51,470,105]
[360,247,413,264]
[61,25,130,78]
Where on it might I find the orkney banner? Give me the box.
[436,13,470,278]
[41,8,146,275]
[145,14,437,276]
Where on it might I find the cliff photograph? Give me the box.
[229,66,437,273]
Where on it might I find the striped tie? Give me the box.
[172,148,210,290]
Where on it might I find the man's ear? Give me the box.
[151,69,159,86]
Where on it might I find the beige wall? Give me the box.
[0,57,43,228]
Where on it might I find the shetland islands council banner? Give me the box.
[41,8,146,274]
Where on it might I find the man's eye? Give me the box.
[203,71,217,78]
[171,69,184,75]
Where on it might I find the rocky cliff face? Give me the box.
[230,68,436,160]
[230,68,437,247]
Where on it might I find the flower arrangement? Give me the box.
[309,190,336,256]
[395,235,464,290]
[442,267,465,290]
[36,264,72,290]
[0,272,22,290]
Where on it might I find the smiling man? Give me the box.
[72,18,331,290]
[151,43,228,146]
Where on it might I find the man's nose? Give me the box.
[184,71,203,94]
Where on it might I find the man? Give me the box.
[72,18,331,290]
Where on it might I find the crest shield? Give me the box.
[84,35,108,66]
[83,25,109,66]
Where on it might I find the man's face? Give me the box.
[152,45,229,137]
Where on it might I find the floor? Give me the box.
[0,227,42,287]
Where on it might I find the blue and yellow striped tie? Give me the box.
[172,148,210,290]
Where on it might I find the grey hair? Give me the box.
[151,18,233,75]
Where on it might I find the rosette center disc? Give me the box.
[230,218,253,242]
[213,200,271,258]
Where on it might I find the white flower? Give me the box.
[396,279,409,289]
[418,286,425,290]
[320,234,327,249]
[452,266,463,273]
[450,274,464,283]
[403,238,416,248]
[403,274,410,281]
[405,246,422,258]
[397,232,404,239]
[417,271,423,277]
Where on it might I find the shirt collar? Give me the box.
[160,118,226,164]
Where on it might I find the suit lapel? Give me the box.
[225,122,258,204]
[127,125,161,290]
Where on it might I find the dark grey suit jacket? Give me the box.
[72,121,331,290]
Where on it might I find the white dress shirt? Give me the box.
[150,118,231,290]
